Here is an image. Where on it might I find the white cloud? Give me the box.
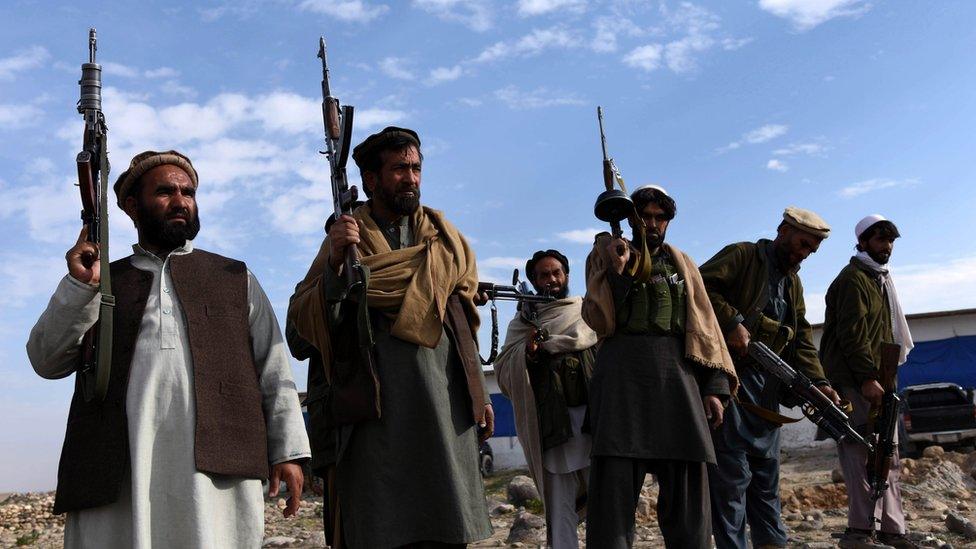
[622,44,663,72]
[591,16,643,53]
[722,37,754,50]
[427,65,463,85]
[717,124,788,153]
[378,57,416,81]
[160,80,198,99]
[298,0,389,22]
[766,159,789,172]
[355,107,408,130]
[745,124,789,143]
[102,61,140,79]
[517,0,586,17]
[0,104,43,129]
[0,46,50,80]
[893,255,976,316]
[412,0,493,32]
[758,0,871,31]
[837,178,918,199]
[0,254,67,308]
[473,27,579,63]
[457,97,483,107]
[557,227,603,244]
[664,33,714,72]
[773,141,827,156]
[494,86,585,109]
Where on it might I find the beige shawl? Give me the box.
[582,235,739,393]
[494,296,598,507]
[288,204,479,378]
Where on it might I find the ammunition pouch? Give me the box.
[553,353,589,408]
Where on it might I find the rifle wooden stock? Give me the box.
[326,99,341,140]
[76,153,97,223]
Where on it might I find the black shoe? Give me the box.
[837,528,893,549]
[876,532,920,549]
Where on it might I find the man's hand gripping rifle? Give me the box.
[76,28,114,403]
[476,270,555,365]
[748,342,873,450]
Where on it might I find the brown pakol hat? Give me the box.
[782,206,830,239]
[113,150,199,208]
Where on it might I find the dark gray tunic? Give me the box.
[331,213,491,549]
[588,333,725,463]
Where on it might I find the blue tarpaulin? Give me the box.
[490,393,518,437]
[898,335,976,390]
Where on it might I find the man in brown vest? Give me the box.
[27,150,311,548]
[288,127,494,548]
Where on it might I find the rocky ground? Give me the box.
[3,445,975,548]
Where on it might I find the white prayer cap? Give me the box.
[631,184,669,196]
[855,214,888,239]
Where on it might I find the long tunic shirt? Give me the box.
[27,242,311,549]
[589,253,730,463]
[326,215,492,549]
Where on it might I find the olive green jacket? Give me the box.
[698,239,827,382]
[819,258,893,388]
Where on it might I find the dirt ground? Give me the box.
[3,445,975,548]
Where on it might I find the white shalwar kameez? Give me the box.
[27,242,311,549]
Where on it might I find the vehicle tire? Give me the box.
[481,454,494,477]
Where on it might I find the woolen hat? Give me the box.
[782,206,830,239]
[113,150,198,208]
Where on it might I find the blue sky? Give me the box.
[1,0,974,491]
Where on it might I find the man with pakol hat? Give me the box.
[820,215,918,549]
[495,249,597,549]
[699,206,841,549]
[27,150,311,548]
[288,127,494,548]
[582,185,738,548]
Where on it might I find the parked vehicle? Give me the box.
[479,440,494,476]
[899,382,976,456]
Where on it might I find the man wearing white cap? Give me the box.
[27,150,311,548]
[820,215,917,549]
[699,207,841,549]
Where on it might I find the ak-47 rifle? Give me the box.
[747,342,873,449]
[315,37,378,431]
[592,107,651,282]
[319,36,365,294]
[76,28,114,403]
[477,269,555,364]
[867,343,903,505]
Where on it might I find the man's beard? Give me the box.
[137,202,201,249]
[645,228,666,250]
[773,241,800,271]
[867,249,890,265]
[376,183,421,216]
[532,282,569,299]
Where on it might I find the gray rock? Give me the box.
[507,475,541,506]
[506,510,546,544]
[831,468,845,483]
[794,519,823,532]
[262,536,297,548]
[489,500,515,516]
[800,543,835,549]
[305,531,327,548]
[945,511,976,540]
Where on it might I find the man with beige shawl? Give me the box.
[495,249,598,548]
[287,127,493,548]
[582,185,738,549]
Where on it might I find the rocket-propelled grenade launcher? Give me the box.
[75,28,115,403]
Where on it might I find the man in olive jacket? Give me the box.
[699,207,840,549]
[820,215,917,549]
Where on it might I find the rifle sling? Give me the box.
[94,133,114,402]
[736,398,803,425]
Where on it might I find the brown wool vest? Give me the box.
[53,249,268,514]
